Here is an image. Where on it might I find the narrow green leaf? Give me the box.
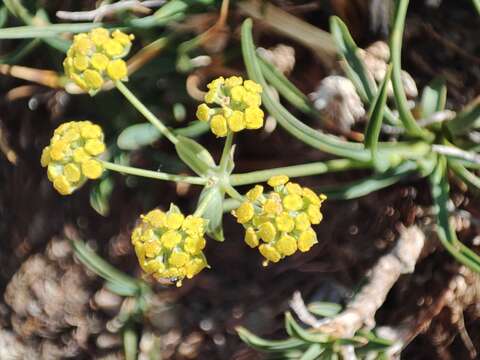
[70,238,141,296]
[128,0,188,28]
[259,57,318,116]
[390,0,433,140]
[429,156,480,273]
[365,65,392,168]
[174,135,216,176]
[307,302,342,317]
[449,159,480,192]
[300,344,324,360]
[446,99,480,136]
[420,77,447,118]
[284,313,331,343]
[118,122,209,151]
[329,16,400,126]
[118,123,162,151]
[241,18,371,162]
[0,22,102,39]
[323,160,417,200]
[198,185,225,241]
[236,327,306,352]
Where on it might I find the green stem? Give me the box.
[101,160,207,185]
[390,0,433,141]
[115,81,178,144]
[223,183,245,201]
[219,131,234,173]
[229,159,368,186]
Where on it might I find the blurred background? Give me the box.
[0,0,479,359]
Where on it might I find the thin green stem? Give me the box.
[223,183,245,201]
[101,160,207,185]
[229,159,368,186]
[390,0,433,141]
[115,81,178,144]
[219,131,234,173]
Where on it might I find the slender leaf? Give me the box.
[365,64,392,168]
[259,56,317,116]
[284,313,330,343]
[420,77,447,118]
[429,156,480,272]
[118,121,209,151]
[241,18,371,161]
[390,0,433,140]
[307,302,342,317]
[446,99,480,136]
[117,123,162,151]
[329,16,400,126]
[323,161,418,200]
[236,327,306,352]
[0,22,101,39]
[70,238,141,296]
[174,135,216,176]
[449,159,480,192]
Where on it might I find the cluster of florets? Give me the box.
[63,28,134,95]
[232,176,326,265]
[41,121,106,195]
[131,205,208,286]
[196,76,264,137]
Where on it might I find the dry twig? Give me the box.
[56,0,165,22]
[291,226,425,338]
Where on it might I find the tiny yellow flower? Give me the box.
[210,114,228,137]
[196,76,264,137]
[196,103,211,122]
[131,204,208,286]
[63,27,134,95]
[41,121,106,195]
[232,176,326,265]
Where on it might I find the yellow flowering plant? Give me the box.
[42,26,332,290]
[2,0,475,357]
[37,20,334,295]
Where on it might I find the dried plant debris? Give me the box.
[2,238,122,359]
[310,75,366,133]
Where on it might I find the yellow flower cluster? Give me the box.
[232,175,326,266]
[41,121,105,195]
[63,28,134,95]
[196,76,264,137]
[131,205,208,286]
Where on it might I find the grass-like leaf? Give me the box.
[236,327,306,352]
[429,156,480,272]
[365,64,392,168]
[70,238,141,296]
[329,16,400,126]
[446,98,480,136]
[390,0,434,141]
[241,18,371,161]
[420,77,447,119]
[259,57,318,116]
[322,160,418,200]
[449,159,480,192]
